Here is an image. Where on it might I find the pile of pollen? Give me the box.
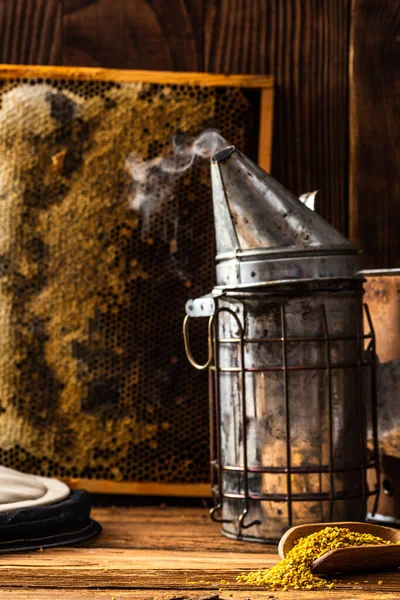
[238,526,392,591]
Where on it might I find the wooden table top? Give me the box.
[1,505,400,599]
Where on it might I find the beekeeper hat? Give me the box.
[0,465,69,512]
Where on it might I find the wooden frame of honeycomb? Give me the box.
[0,64,273,496]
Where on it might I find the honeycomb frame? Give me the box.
[0,65,273,496]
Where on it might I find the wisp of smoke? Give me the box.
[125,129,227,235]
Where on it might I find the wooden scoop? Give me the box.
[278,522,400,575]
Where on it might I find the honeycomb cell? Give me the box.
[0,75,257,486]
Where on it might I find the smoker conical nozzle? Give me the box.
[210,146,361,287]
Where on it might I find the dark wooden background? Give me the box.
[0,0,398,268]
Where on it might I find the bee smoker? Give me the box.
[183,145,379,543]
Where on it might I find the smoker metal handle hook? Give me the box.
[183,314,214,370]
[210,504,233,524]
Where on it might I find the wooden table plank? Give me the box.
[0,547,271,588]
[1,587,400,599]
[1,590,400,600]
[0,506,399,598]
[1,544,399,594]
[90,506,268,553]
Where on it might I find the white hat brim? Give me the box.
[0,465,70,513]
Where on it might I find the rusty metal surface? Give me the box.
[362,270,400,522]
[184,149,378,542]
[210,146,361,286]
[362,270,400,459]
[208,286,377,542]
[362,270,400,363]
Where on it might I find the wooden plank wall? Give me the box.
[0,0,398,268]
[350,0,400,268]
[0,0,62,64]
[62,0,351,239]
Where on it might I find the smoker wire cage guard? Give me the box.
[0,64,273,495]
[185,291,379,543]
[184,145,379,542]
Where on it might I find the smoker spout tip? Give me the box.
[212,145,236,163]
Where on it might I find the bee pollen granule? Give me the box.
[237,526,390,590]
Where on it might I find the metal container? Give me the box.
[361,270,400,524]
[184,146,379,542]
[362,270,400,364]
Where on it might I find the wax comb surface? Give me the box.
[0,70,265,490]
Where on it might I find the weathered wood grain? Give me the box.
[3,591,400,600]
[204,0,270,75]
[258,87,274,172]
[0,64,272,88]
[62,0,351,236]
[90,506,268,553]
[0,547,270,588]
[1,590,400,600]
[349,0,400,268]
[0,507,399,596]
[4,0,399,265]
[63,0,204,70]
[67,480,211,497]
[0,545,399,593]
[205,0,351,235]
[0,0,62,65]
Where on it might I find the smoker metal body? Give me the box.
[184,146,379,542]
[361,270,400,524]
[362,270,400,365]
